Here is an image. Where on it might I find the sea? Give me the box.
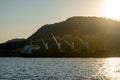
[0,57,120,80]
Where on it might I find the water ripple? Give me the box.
[0,58,120,80]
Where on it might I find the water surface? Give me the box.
[0,58,120,80]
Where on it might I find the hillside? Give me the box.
[1,16,120,57]
[28,16,120,40]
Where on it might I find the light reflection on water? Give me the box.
[0,58,120,80]
[99,58,120,80]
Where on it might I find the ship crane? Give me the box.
[51,33,61,49]
[79,37,89,49]
[64,40,74,49]
[41,38,48,50]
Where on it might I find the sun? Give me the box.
[102,0,120,20]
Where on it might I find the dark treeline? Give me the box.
[0,39,26,56]
[1,16,120,57]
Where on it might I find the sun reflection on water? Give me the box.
[100,58,120,80]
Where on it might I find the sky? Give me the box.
[0,0,119,43]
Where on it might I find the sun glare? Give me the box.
[101,58,120,79]
[102,0,120,20]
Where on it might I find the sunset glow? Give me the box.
[0,0,120,43]
[102,0,120,20]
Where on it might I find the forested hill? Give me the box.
[28,16,120,40]
[1,16,120,57]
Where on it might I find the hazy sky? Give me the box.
[0,0,111,43]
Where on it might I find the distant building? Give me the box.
[23,45,40,54]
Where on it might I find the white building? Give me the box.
[24,45,40,54]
